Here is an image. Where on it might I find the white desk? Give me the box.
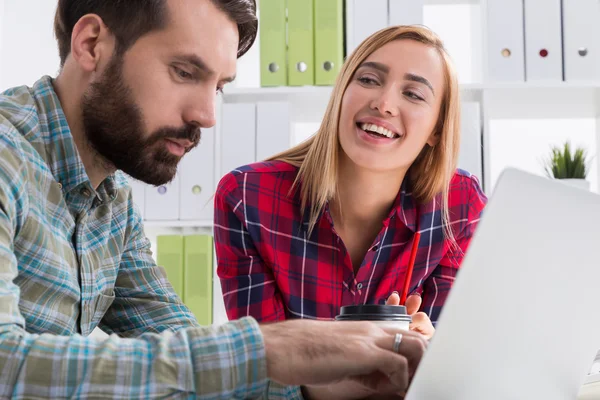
[578,374,600,399]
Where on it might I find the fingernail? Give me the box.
[392,291,399,296]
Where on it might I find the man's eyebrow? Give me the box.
[173,53,236,82]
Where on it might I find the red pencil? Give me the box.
[401,232,421,305]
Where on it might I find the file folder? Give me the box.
[259,0,287,86]
[314,0,344,86]
[388,0,424,26]
[458,102,482,181]
[288,0,315,86]
[145,176,180,221]
[562,0,600,82]
[484,0,525,82]
[220,103,256,176]
[179,126,215,221]
[524,0,563,82]
[183,235,213,326]
[346,0,388,56]
[256,102,291,161]
[157,235,185,300]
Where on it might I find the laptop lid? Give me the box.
[406,168,600,400]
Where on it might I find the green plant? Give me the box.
[543,141,591,179]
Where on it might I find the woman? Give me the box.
[213,25,487,338]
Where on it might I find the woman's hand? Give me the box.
[386,292,435,340]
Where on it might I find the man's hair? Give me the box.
[53,0,257,66]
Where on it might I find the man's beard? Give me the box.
[81,55,200,186]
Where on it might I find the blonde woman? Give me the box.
[214,25,487,339]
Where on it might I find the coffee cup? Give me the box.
[335,304,412,330]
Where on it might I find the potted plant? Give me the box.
[543,141,592,190]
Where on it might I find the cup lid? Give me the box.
[335,304,412,322]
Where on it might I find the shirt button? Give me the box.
[371,246,379,252]
[81,188,91,197]
[357,283,363,290]
[57,183,63,190]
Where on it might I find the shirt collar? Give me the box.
[32,75,118,202]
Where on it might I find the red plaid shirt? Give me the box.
[214,161,487,325]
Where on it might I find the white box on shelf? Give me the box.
[145,177,180,221]
[179,126,216,221]
[562,0,600,82]
[458,102,482,181]
[220,103,257,176]
[523,0,563,82]
[128,178,147,219]
[484,0,525,82]
[256,101,291,161]
[345,0,388,56]
[389,0,424,26]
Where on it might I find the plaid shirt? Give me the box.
[215,161,487,324]
[0,76,299,399]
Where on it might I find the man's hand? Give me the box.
[260,320,428,399]
[386,292,435,340]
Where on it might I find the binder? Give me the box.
[346,0,388,56]
[457,102,482,181]
[127,177,146,219]
[524,0,563,82]
[220,103,256,176]
[562,0,600,82]
[288,0,315,86]
[183,235,213,326]
[256,102,291,161]
[484,0,525,82]
[259,0,287,86]
[145,176,180,221]
[388,0,424,26]
[179,126,215,221]
[157,235,185,300]
[314,0,344,86]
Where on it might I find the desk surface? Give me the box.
[578,375,600,400]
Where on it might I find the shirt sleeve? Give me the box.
[213,172,287,323]
[99,192,199,337]
[0,136,270,399]
[420,174,488,325]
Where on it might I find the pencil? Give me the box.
[401,231,421,305]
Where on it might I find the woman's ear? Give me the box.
[426,130,441,147]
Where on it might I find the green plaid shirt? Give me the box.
[0,76,300,399]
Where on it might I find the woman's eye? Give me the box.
[357,76,380,86]
[405,91,424,101]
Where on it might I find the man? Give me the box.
[0,0,427,398]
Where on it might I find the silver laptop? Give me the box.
[406,168,600,400]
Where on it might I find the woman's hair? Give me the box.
[268,25,461,243]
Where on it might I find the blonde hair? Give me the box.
[268,25,461,243]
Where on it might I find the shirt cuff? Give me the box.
[189,316,269,398]
[266,381,304,399]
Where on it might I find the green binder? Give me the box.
[183,235,213,326]
[288,0,315,86]
[259,0,288,86]
[314,0,344,86]
[156,235,185,300]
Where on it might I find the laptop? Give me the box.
[405,168,600,400]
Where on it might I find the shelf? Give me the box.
[143,220,213,229]
[222,82,600,99]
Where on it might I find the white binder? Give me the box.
[457,102,482,182]
[145,176,180,221]
[562,0,600,82]
[345,0,388,56]
[220,103,257,177]
[388,0,423,26]
[484,0,525,82]
[128,178,147,219]
[179,126,216,221]
[256,102,291,161]
[523,0,563,82]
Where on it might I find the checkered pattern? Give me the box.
[0,76,299,399]
[215,161,487,325]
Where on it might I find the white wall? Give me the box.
[0,0,61,91]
